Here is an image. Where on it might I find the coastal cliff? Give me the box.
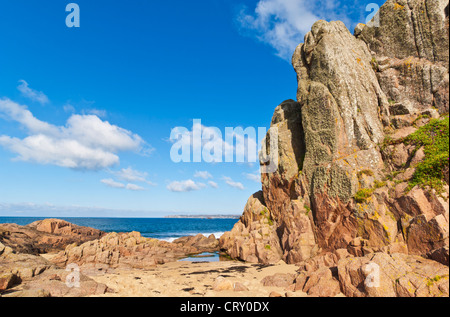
[220,0,449,296]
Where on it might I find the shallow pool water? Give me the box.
[178,252,230,262]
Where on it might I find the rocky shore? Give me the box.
[0,218,222,297]
[1,0,449,298]
[1,215,448,297]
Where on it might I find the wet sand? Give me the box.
[86,260,308,297]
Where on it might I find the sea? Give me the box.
[0,217,238,242]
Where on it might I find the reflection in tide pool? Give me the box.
[178,252,232,262]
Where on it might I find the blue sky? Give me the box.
[0,0,384,217]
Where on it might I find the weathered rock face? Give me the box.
[0,246,109,297]
[1,219,221,297]
[360,0,449,64]
[271,250,449,297]
[0,219,105,255]
[359,0,450,115]
[219,192,283,264]
[220,0,449,280]
[337,252,449,297]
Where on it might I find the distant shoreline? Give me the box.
[165,215,240,219]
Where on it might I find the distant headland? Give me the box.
[165,215,240,219]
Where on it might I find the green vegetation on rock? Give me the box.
[354,188,375,203]
[406,116,449,193]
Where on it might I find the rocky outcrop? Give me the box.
[280,250,448,297]
[0,244,109,297]
[219,191,283,264]
[51,231,216,270]
[337,252,449,297]
[1,218,221,297]
[172,233,219,253]
[359,0,449,115]
[220,0,450,296]
[27,218,104,239]
[0,219,104,255]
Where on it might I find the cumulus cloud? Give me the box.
[167,179,204,192]
[101,178,146,191]
[84,109,107,118]
[237,0,352,61]
[63,104,76,113]
[244,170,261,182]
[208,181,219,189]
[223,176,245,190]
[111,166,156,185]
[0,98,150,170]
[194,170,213,179]
[17,80,49,105]
[126,183,145,191]
[101,178,125,189]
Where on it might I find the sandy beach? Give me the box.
[84,260,307,297]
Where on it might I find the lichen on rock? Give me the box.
[220,1,450,292]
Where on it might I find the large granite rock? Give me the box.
[220,191,283,264]
[0,219,104,255]
[337,252,449,297]
[281,250,449,297]
[220,0,449,275]
[358,0,449,115]
[51,231,211,270]
[172,233,219,253]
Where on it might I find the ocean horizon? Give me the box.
[0,216,238,242]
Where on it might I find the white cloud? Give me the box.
[111,166,156,185]
[63,104,76,113]
[167,179,203,192]
[101,178,125,189]
[126,183,145,191]
[0,202,168,218]
[84,109,107,118]
[244,170,261,182]
[17,80,49,105]
[0,98,59,135]
[223,176,245,190]
[194,170,213,179]
[208,181,219,189]
[101,179,146,191]
[237,0,351,61]
[0,98,150,170]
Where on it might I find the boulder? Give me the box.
[212,277,234,291]
[173,234,219,253]
[338,252,449,297]
[294,267,341,297]
[13,268,109,297]
[0,220,104,255]
[0,272,18,291]
[27,219,104,239]
[261,273,296,288]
